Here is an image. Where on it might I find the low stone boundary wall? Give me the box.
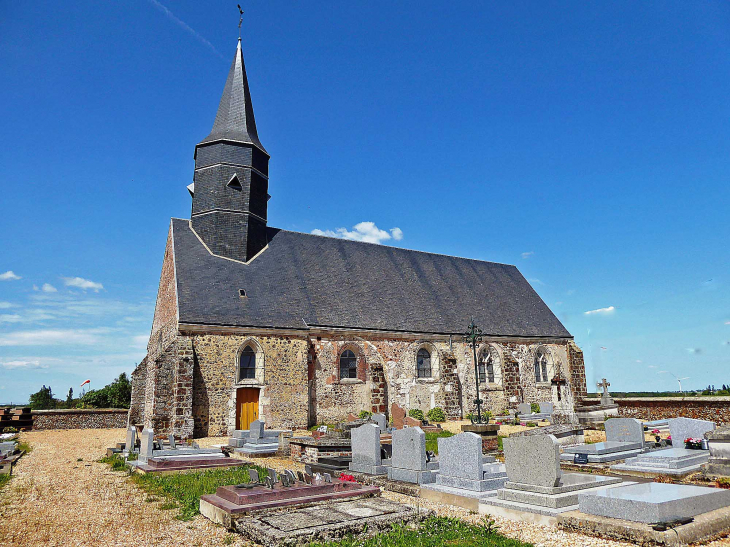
[616,397,730,425]
[31,409,128,430]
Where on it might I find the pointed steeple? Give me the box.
[191,38,271,263]
[199,38,267,155]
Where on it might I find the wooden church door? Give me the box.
[236,388,259,430]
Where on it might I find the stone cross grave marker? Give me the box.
[605,418,644,446]
[249,420,265,440]
[438,432,482,481]
[125,426,136,452]
[669,417,716,442]
[352,424,381,467]
[391,426,426,471]
[139,428,154,462]
[517,403,531,415]
[503,434,561,487]
[598,378,614,405]
[372,413,387,431]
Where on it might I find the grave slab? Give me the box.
[611,447,710,476]
[578,482,730,523]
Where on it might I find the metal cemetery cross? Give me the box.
[463,318,486,424]
[551,368,568,402]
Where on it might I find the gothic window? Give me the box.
[478,350,495,383]
[339,349,357,380]
[534,349,549,383]
[417,348,432,378]
[239,346,256,381]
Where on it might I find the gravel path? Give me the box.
[1,429,729,547]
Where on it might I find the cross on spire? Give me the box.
[237,4,244,40]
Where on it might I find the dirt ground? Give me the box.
[1,428,728,547]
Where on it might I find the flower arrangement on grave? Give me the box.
[652,429,661,443]
[685,437,703,450]
[339,473,356,482]
[666,435,672,446]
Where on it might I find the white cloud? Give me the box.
[0,314,22,323]
[0,328,110,347]
[0,271,21,281]
[725,321,730,325]
[686,347,702,355]
[62,277,104,292]
[521,251,534,259]
[636,360,643,363]
[312,222,404,245]
[0,302,14,309]
[146,0,224,59]
[1,359,47,370]
[41,283,57,293]
[527,278,544,286]
[584,306,615,316]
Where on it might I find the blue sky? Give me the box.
[1,1,729,403]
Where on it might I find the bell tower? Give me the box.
[190,38,270,262]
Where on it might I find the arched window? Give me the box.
[339,349,357,379]
[479,350,495,383]
[239,346,256,381]
[417,348,432,378]
[534,349,549,383]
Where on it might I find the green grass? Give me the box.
[131,464,265,520]
[0,474,10,490]
[17,440,32,454]
[98,454,129,472]
[309,516,533,547]
[424,430,454,454]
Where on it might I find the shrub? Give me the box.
[501,409,511,416]
[530,403,540,414]
[526,422,538,427]
[2,427,18,434]
[358,410,372,420]
[408,409,424,421]
[426,407,446,423]
[717,478,730,489]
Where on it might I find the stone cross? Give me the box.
[597,378,610,395]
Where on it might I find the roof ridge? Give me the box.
[270,226,517,268]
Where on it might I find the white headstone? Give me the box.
[351,424,381,466]
[669,417,716,442]
[391,426,427,471]
[139,428,154,462]
[503,434,561,487]
[517,403,532,415]
[605,418,645,446]
[372,413,387,431]
[125,426,136,451]
[438,432,482,481]
[249,420,265,440]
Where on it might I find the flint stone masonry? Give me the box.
[669,417,716,442]
[578,482,730,523]
[31,409,128,431]
[616,397,730,425]
[605,418,645,445]
[503,434,561,488]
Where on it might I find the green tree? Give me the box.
[80,373,132,409]
[65,388,74,408]
[29,385,56,410]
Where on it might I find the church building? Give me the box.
[129,38,587,438]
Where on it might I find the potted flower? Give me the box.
[685,437,703,450]
[666,435,672,446]
[652,429,661,443]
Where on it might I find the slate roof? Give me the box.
[198,39,267,154]
[171,218,571,338]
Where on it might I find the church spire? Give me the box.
[199,38,267,155]
[191,38,271,263]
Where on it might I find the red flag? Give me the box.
[80,379,90,387]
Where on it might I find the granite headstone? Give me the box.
[503,434,561,487]
[125,426,136,452]
[139,428,154,462]
[392,426,427,471]
[249,420,265,440]
[351,424,381,466]
[669,417,716,442]
[372,413,387,431]
[517,403,532,415]
[605,418,644,446]
[438,432,482,481]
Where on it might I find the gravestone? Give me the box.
[139,428,154,462]
[391,403,406,429]
[704,427,730,477]
[387,426,437,484]
[434,432,507,492]
[517,403,532,415]
[605,418,644,446]
[168,434,176,449]
[503,434,561,487]
[372,413,387,431]
[349,424,387,475]
[404,416,422,428]
[539,402,554,415]
[249,469,260,483]
[125,426,137,452]
[669,417,716,443]
[597,378,614,406]
[268,468,277,483]
[249,420,265,440]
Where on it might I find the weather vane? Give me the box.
[237,4,244,39]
